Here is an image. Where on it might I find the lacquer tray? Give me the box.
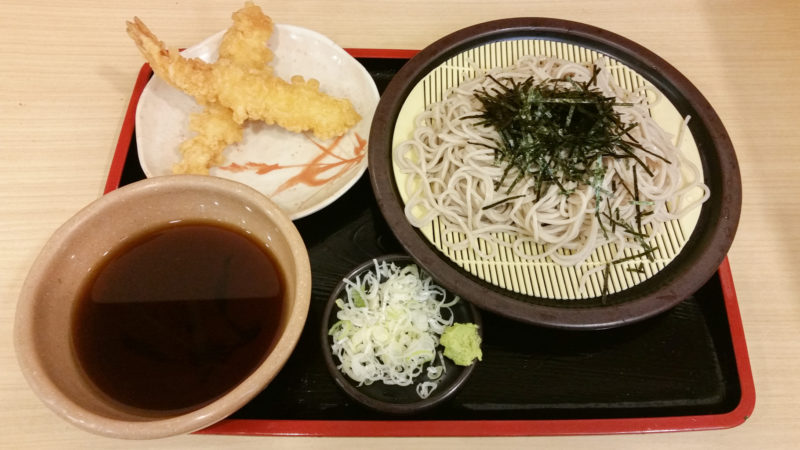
[106,50,754,436]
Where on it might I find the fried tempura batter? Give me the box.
[127,3,361,168]
[173,103,243,174]
[218,2,275,70]
[171,2,274,174]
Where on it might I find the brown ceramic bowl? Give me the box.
[14,175,311,439]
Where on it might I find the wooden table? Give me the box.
[2,0,798,447]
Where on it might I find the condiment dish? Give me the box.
[321,254,481,415]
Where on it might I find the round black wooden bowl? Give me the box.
[367,18,741,330]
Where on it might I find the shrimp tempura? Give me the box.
[173,103,243,174]
[171,2,274,174]
[126,7,361,142]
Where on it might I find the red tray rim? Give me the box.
[106,48,755,437]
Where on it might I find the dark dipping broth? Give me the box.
[72,221,285,412]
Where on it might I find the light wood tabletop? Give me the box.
[2,0,799,448]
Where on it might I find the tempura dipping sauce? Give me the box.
[71,221,285,412]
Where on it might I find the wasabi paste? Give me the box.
[440,323,482,366]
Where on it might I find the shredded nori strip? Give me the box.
[467,67,661,202]
[481,194,527,210]
[601,246,660,301]
[626,263,647,275]
[467,66,672,294]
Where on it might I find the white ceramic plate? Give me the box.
[136,24,379,220]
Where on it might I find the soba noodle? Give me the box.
[394,55,709,268]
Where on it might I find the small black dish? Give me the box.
[320,254,482,414]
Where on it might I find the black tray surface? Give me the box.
[117,57,741,422]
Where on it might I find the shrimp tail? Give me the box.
[126,17,217,104]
